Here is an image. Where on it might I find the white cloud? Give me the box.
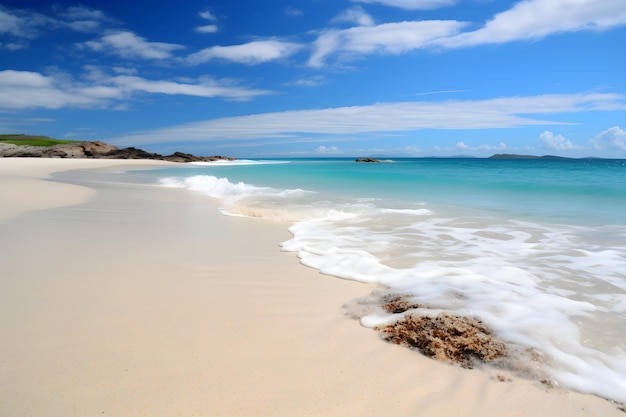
[539,130,582,150]
[286,75,328,87]
[108,93,626,145]
[199,10,217,21]
[309,20,465,67]
[0,5,109,48]
[332,6,375,27]
[0,70,105,109]
[0,7,30,38]
[352,0,456,10]
[310,0,626,65]
[188,40,303,65]
[316,145,340,153]
[439,0,626,48]
[590,126,626,150]
[58,5,107,21]
[196,9,218,33]
[0,6,54,40]
[0,69,272,110]
[285,7,304,16]
[0,41,27,50]
[56,5,111,32]
[110,75,270,100]
[82,31,185,60]
[196,25,218,34]
[455,141,508,151]
[479,142,507,150]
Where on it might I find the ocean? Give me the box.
[143,157,625,404]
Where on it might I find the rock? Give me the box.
[376,312,508,368]
[355,157,381,163]
[348,291,508,369]
[0,141,235,163]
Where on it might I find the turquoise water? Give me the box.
[144,158,626,403]
[151,158,626,225]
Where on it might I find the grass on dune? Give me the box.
[0,134,77,147]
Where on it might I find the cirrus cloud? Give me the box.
[82,30,185,60]
[107,93,626,146]
[310,0,626,67]
[308,20,465,67]
[332,6,375,27]
[196,8,218,33]
[188,40,303,65]
[0,69,272,110]
[352,0,456,10]
[439,0,626,48]
[0,4,112,49]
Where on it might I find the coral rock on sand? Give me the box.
[376,312,508,368]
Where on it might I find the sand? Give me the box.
[0,158,622,417]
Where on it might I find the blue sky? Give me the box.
[1,0,625,157]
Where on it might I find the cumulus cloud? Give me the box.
[316,145,340,153]
[539,130,582,150]
[590,126,626,150]
[454,141,507,151]
[188,40,303,65]
[479,142,507,151]
[352,0,456,10]
[108,93,626,145]
[0,69,271,110]
[308,20,465,67]
[439,0,626,48]
[82,31,185,60]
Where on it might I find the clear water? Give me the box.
[143,157,626,403]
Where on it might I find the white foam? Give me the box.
[161,175,267,201]
[283,213,626,403]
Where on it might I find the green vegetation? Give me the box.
[0,134,77,147]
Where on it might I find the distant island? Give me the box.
[489,154,570,160]
[0,134,234,163]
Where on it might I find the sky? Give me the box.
[1,0,625,158]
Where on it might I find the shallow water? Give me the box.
[146,157,625,403]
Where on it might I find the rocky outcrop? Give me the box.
[0,141,235,163]
[355,157,381,163]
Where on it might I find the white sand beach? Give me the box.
[0,158,622,417]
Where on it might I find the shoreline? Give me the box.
[0,158,623,416]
